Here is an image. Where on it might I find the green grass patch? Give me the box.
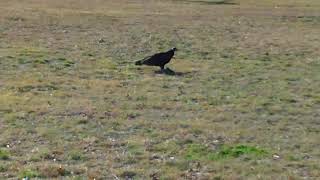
[68,150,86,161]
[0,164,8,172]
[213,145,268,159]
[127,143,144,156]
[19,169,41,179]
[29,148,52,162]
[185,144,209,161]
[0,149,10,160]
[17,84,59,93]
[6,48,74,69]
[185,144,268,161]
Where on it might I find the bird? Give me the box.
[135,47,177,71]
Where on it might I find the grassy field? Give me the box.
[1,0,320,179]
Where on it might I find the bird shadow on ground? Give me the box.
[187,0,238,5]
[154,67,193,76]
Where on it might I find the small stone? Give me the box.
[273,154,280,160]
[150,154,161,160]
[98,38,105,43]
[303,155,311,159]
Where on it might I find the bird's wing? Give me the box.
[142,53,161,64]
[142,52,165,64]
[141,55,153,61]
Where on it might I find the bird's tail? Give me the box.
[135,55,151,65]
[135,60,143,65]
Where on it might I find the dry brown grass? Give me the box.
[1,0,320,179]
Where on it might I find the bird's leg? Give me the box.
[160,65,165,72]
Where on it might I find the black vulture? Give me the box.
[135,47,177,71]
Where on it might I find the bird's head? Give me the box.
[171,47,177,51]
